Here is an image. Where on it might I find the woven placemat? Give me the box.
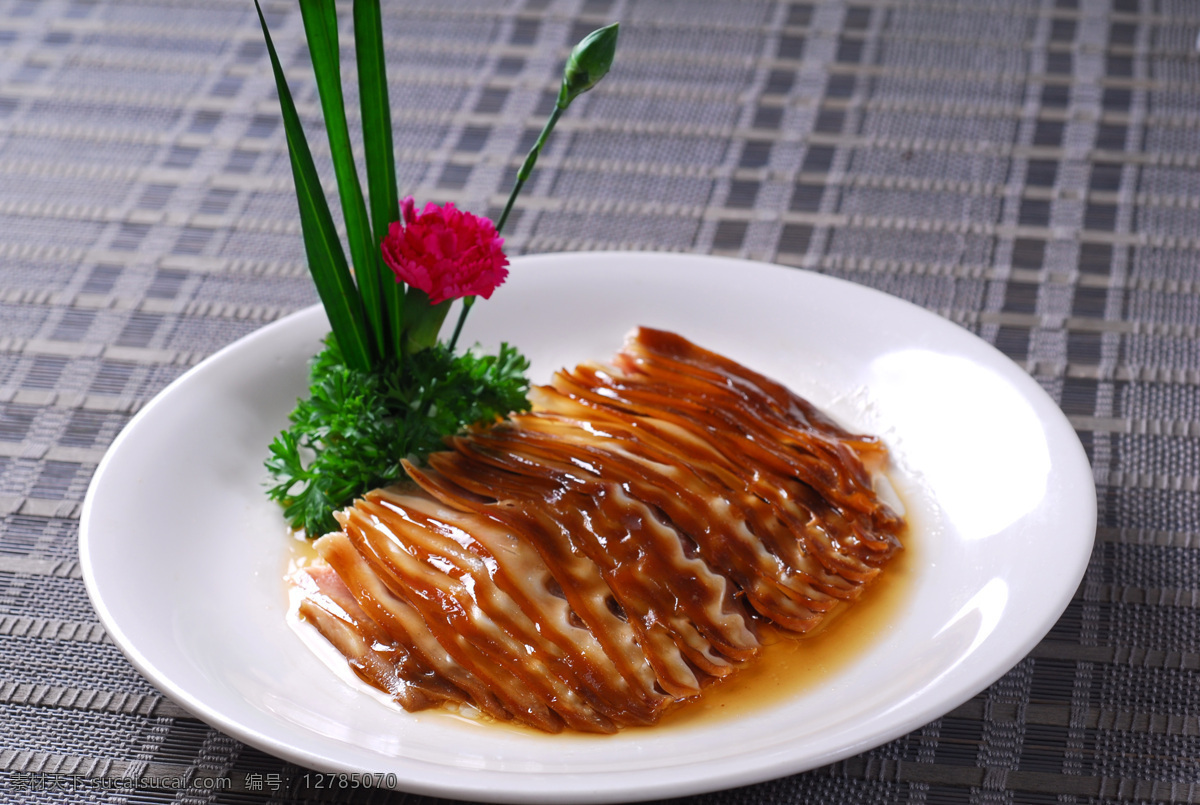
[2,0,1197,802]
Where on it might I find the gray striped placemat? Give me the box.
[2,0,1197,802]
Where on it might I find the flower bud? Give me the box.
[557,22,619,108]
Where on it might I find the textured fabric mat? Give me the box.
[1,0,1198,802]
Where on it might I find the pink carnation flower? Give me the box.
[380,197,509,305]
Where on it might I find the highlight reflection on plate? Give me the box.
[80,253,1096,804]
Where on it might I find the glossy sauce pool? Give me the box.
[284,509,916,735]
[656,519,916,731]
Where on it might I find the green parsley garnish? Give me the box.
[266,336,530,537]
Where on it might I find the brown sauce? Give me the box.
[655,517,915,731]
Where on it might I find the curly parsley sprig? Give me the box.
[267,337,530,537]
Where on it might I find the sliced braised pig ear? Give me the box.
[290,328,905,732]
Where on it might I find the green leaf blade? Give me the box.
[353,0,399,242]
[353,0,405,357]
[254,0,372,371]
[299,0,389,361]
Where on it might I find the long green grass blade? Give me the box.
[254,0,372,371]
[299,0,389,361]
[353,0,404,357]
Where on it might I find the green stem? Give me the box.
[496,105,564,234]
[448,106,567,353]
[494,178,524,236]
[446,297,474,352]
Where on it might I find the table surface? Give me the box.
[2,0,1198,803]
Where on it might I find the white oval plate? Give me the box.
[80,253,1095,803]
